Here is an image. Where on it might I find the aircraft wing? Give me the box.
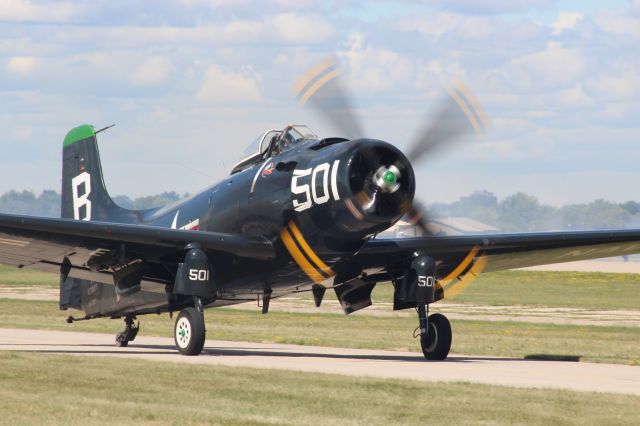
[357,229,640,279]
[0,213,275,283]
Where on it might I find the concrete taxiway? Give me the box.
[1,328,638,395]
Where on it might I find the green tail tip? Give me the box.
[63,124,95,148]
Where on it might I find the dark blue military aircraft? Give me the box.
[1,59,639,359]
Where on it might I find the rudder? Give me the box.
[61,124,143,223]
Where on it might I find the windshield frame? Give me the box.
[277,125,318,154]
[240,129,282,159]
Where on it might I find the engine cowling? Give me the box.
[291,139,415,252]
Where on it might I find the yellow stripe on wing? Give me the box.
[443,256,488,299]
[439,245,481,285]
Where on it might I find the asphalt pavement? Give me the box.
[1,328,638,395]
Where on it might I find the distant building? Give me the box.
[377,217,500,238]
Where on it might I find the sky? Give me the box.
[1,0,639,206]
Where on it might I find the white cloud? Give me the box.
[269,0,315,8]
[0,0,82,23]
[455,16,496,39]
[179,0,250,7]
[223,13,334,44]
[555,85,592,108]
[588,70,640,101]
[594,12,640,38]
[394,13,461,38]
[552,11,584,35]
[395,11,543,46]
[181,0,314,9]
[129,55,174,86]
[223,19,265,42]
[439,0,555,15]
[6,56,37,75]
[54,25,224,48]
[510,42,584,88]
[195,65,262,103]
[337,34,413,93]
[40,12,333,49]
[270,13,334,43]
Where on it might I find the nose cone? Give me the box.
[343,139,415,230]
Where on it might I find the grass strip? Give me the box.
[0,352,639,426]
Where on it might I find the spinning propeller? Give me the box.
[292,56,489,236]
[292,57,490,298]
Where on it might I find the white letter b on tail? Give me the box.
[72,172,92,220]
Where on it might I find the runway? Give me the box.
[2,328,639,395]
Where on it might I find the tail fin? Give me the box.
[61,125,143,223]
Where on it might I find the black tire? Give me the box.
[420,313,452,360]
[174,307,206,356]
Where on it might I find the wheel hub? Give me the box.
[176,317,192,348]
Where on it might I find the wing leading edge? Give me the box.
[0,213,275,283]
[357,229,640,278]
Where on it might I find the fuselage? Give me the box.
[136,137,415,302]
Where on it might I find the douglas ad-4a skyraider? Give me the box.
[2,59,640,359]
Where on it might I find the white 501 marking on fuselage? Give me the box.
[291,168,312,212]
[291,160,340,212]
[189,269,209,281]
[311,163,330,204]
[71,172,92,221]
[330,159,340,201]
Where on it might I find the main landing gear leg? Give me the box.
[174,297,206,356]
[417,303,452,360]
[115,315,139,347]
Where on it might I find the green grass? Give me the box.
[1,299,638,364]
[445,270,640,310]
[0,264,57,288]
[0,352,638,426]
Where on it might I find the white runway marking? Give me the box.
[1,328,639,395]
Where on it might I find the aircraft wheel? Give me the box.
[174,307,206,356]
[115,334,129,347]
[420,313,452,360]
[115,316,138,348]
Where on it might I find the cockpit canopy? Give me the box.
[231,125,318,174]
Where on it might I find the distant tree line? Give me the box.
[1,189,640,232]
[0,190,184,217]
[428,190,640,232]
